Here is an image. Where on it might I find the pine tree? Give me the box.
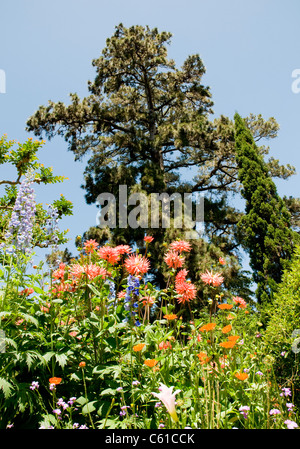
[234,112,298,304]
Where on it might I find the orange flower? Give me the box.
[117,291,126,299]
[219,257,226,265]
[69,331,78,337]
[169,240,192,253]
[115,245,132,255]
[70,264,108,280]
[218,303,233,310]
[163,314,178,320]
[84,239,99,254]
[175,281,197,304]
[175,269,189,284]
[133,343,146,352]
[159,341,172,350]
[144,235,154,243]
[79,361,86,368]
[199,322,216,332]
[97,246,120,264]
[41,306,50,313]
[219,340,236,349]
[124,254,150,276]
[140,295,155,307]
[144,359,158,367]
[19,288,34,296]
[200,270,224,287]
[232,296,247,308]
[235,372,249,381]
[49,377,62,385]
[228,335,240,342]
[197,352,212,365]
[226,313,235,320]
[164,250,185,269]
[222,324,232,334]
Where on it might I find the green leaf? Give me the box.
[42,351,68,368]
[43,351,55,362]
[76,396,88,406]
[82,401,97,415]
[55,353,68,368]
[0,377,13,399]
[97,401,111,417]
[100,388,116,396]
[33,286,44,295]
[4,337,17,350]
[93,365,122,379]
[20,313,39,327]
[39,413,58,429]
[87,284,102,296]
[0,311,12,319]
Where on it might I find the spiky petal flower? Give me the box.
[144,235,154,243]
[84,239,99,254]
[175,269,189,284]
[164,250,185,269]
[70,264,108,280]
[151,383,181,422]
[124,254,150,276]
[175,281,197,304]
[232,296,247,308]
[200,270,224,287]
[52,263,66,280]
[98,246,120,265]
[169,240,192,253]
[115,244,132,255]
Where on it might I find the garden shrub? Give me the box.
[263,245,300,408]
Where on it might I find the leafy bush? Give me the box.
[0,140,298,429]
[0,237,298,429]
[263,245,300,408]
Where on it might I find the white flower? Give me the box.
[151,383,181,422]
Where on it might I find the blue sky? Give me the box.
[1,0,300,268]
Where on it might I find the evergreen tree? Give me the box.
[234,113,298,304]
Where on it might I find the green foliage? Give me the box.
[263,245,300,407]
[234,113,298,304]
[0,239,298,429]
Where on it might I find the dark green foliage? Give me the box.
[234,113,298,303]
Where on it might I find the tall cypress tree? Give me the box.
[234,112,297,304]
